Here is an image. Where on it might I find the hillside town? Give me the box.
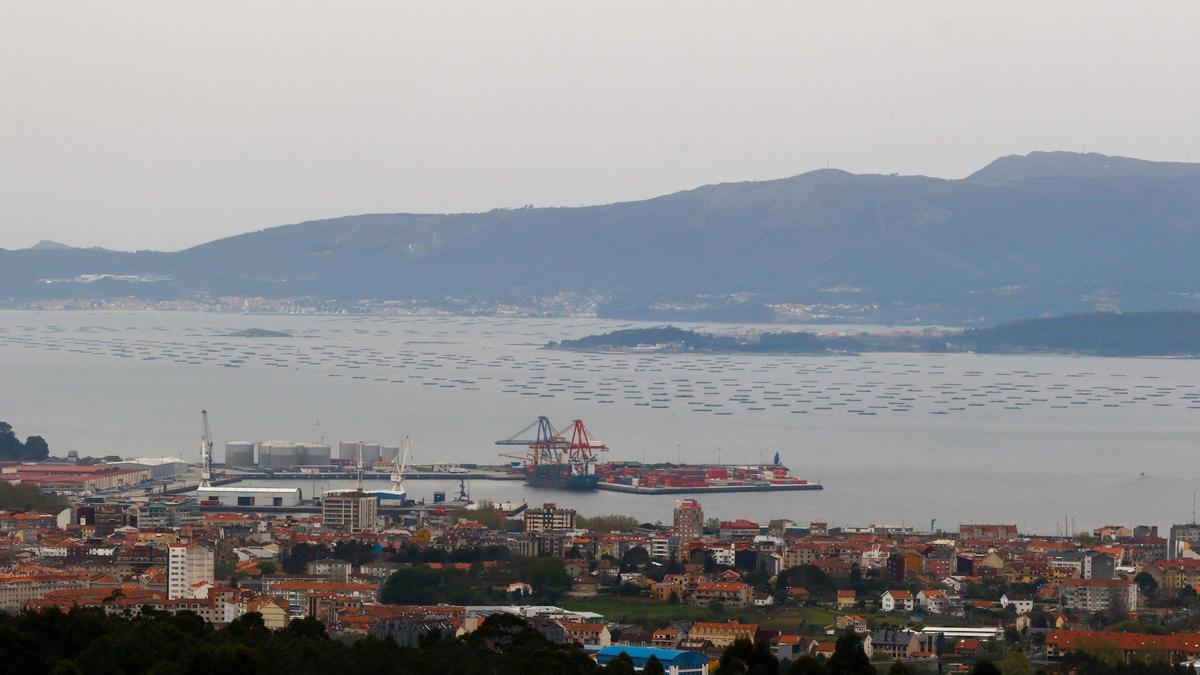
[5,479,1200,673]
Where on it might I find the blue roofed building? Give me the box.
[595,645,709,674]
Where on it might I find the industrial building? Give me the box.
[3,464,151,492]
[117,457,188,480]
[193,486,301,507]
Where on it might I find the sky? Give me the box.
[2,1,1199,252]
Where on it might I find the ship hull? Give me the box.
[525,465,598,491]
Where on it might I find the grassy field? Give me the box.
[560,597,713,625]
[560,597,840,634]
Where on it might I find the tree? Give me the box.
[603,652,636,674]
[825,630,873,675]
[577,514,639,532]
[787,655,824,675]
[998,650,1032,675]
[23,436,50,461]
[619,546,650,572]
[718,638,778,675]
[968,660,1002,675]
[515,556,571,595]
[1134,571,1158,598]
[642,653,665,675]
[0,421,51,461]
[380,566,441,604]
[256,560,277,576]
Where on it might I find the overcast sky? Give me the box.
[3,2,1199,251]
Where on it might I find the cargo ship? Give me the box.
[497,417,607,491]
[525,462,600,490]
[497,417,821,493]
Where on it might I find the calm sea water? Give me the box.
[2,310,1198,534]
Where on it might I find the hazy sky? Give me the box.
[3,2,1199,251]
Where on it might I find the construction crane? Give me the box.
[200,409,213,488]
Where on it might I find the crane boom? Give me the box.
[200,409,213,488]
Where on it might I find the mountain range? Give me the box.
[4,151,1200,324]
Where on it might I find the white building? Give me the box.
[194,486,302,507]
[1059,579,1137,614]
[880,590,915,612]
[168,542,215,600]
[999,593,1033,614]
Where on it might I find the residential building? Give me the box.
[880,589,915,613]
[1045,630,1200,662]
[524,503,576,535]
[321,490,377,531]
[999,593,1033,614]
[1170,524,1200,559]
[688,621,757,648]
[836,589,857,610]
[561,620,611,646]
[168,543,215,600]
[674,499,704,542]
[870,629,919,660]
[916,589,950,614]
[693,581,752,608]
[719,520,760,539]
[959,524,1018,542]
[306,558,352,581]
[652,628,682,649]
[1059,579,1137,614]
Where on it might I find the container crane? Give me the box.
[495,416,570,466]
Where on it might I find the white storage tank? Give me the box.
[339,441,359,461]
[260,441,298,469]
[298,443,331,466]
[224,441,256,467]
[381,445,400,462]
[360,443,382,466]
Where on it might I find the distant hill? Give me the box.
[554,311,1200,357]
[4,151,1200,323]
[553,326,862,354]
[25,240,75,250]
[949,310,1200,356]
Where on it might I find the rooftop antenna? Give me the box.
[1193,493,1196,524]
[199,410,213,489]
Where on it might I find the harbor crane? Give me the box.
[495,415,570,465]
[200,409,214,488]
[496,416,608,473]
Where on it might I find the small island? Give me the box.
[550,311,1200,358]
[228,328,294,338]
